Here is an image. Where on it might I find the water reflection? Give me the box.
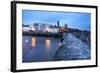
[25,39,28,43]
[32,37,36,47]
[45,39,51,49]
[23,36,61,62]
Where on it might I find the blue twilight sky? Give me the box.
[22,10,91,31]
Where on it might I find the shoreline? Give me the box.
[23,31,63,37]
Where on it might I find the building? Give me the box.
[40,24,46,32]
[23,23,59,33]
[29,24,35,31]
[22,25,30,32]
[57,21,60,28]
[64,24,68,28]
[49,28,59,33]
[34,23,39,30]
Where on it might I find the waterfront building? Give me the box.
[29,24,35,31]
[34,23,39,30]
[23,23,59,33]
[23,25,30,32]
[57,21,60,28]
[40,24,46,32]
[64,24,68,28]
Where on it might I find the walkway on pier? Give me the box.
[54,33,90,60]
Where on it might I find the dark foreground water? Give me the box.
[23,33,90,63]
[22,36,61,62]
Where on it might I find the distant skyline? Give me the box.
[22,10,91,31]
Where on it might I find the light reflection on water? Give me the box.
[23,36,61,63]
[45,39,51,49]
[32,37,36,47]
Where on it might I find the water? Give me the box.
[22,36,61,63]
[22,33,90,63]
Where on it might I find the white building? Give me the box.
[45,27,59,33]
[23,27,30,32]
[29,24,35,31]
[23,23,59,33]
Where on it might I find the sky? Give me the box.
[22,10,91,31]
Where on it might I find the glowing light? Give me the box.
[25,39,28,43]
[32,27,35,31]
[58,43,62,47]
[30,27,35,31]
[45,39,51,49]
[32,37,36,47]
[45,27,50,32]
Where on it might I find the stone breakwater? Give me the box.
[69,29,91,46]
[54,32,90,61]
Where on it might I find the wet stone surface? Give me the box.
[54,33,90,61]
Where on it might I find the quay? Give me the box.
[23,31,63,37]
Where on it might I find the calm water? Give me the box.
[22,36,61,63]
